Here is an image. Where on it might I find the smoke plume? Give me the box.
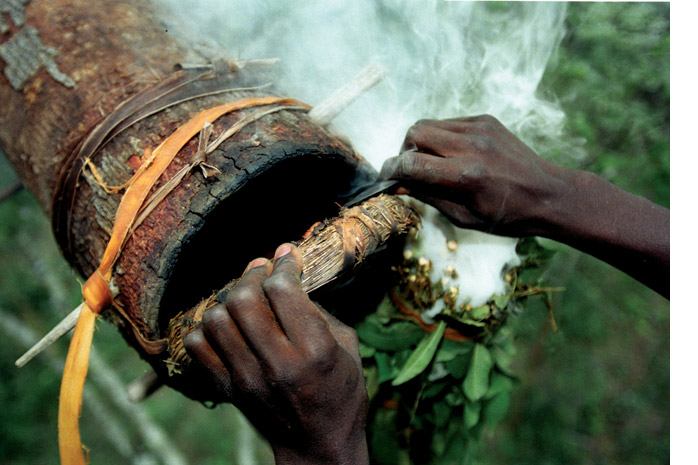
[155,0,577,308]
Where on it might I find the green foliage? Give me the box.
[462,344,493,402]
[540,2,670,208]
[356,312,426,352]
[392,321,446,386]
[357,237,553,464]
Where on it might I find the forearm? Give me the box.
[531,166,670,297]
[383,116,669,297]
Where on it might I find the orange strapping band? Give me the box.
[58,96,306,465]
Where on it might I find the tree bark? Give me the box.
[1,0,378,394]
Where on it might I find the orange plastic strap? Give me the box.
[58,96,303,465]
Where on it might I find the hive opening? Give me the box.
[157,154,362,333]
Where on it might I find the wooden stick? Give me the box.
[15,303,83,367]
[308,63,386,126]
[127,370,164,403]
[1,308,183,463]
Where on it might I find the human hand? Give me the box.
[183,244,369,465]
[380,115,570,236]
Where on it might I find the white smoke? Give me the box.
[155,0,575,310]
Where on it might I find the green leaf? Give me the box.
[468,305,491,321]
[483,391,511,428]
[433,401,452,428]
[435,339,474,363]
[493,294,510,310]
[490,328,517,375]
[464,399,481,430]
[438,340,474,380]
[423,379,450,399]
[375,295,396,321]
[358,341,376,359]
[485,371,515,399]
[462,343,494,401]
[445,389,464,407]
[516,236,556,265]
[453,317,487,328]
[375,352,396,383]
[363,365,380,400]
[498,327,516,353]
[435,428,470,465]
[368,408,409,465]
[492,346,516,376]
[356,314,424,351]
[445,355,469,380]
[392,321,447,386]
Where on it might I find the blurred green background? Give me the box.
[0,2,669,464]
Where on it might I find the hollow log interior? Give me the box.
[158,154,358,330]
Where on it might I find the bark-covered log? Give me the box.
[1,0,388,395]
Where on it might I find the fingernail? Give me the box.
[274,244,292,260]
[245,258,268,272]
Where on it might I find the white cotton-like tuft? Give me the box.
[408,203,520,321]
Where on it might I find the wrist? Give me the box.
[272,433,369,465]
[515,161,580,238]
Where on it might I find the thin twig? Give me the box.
[15,303,83,367]
[126,370,164,403]
[308,63,386,126]
[1,309,138,460]
[2,308,187,465]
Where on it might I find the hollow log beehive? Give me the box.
[0,0,405,399]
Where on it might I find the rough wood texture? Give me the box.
[1,0,184,211]
[1,0,377,393]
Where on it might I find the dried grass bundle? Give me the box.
[166,193,420,371]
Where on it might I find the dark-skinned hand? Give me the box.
[184,244,369,465]
[380,115,567,236]
[381,115,669,298]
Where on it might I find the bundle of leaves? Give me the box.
[357,236,556,465]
